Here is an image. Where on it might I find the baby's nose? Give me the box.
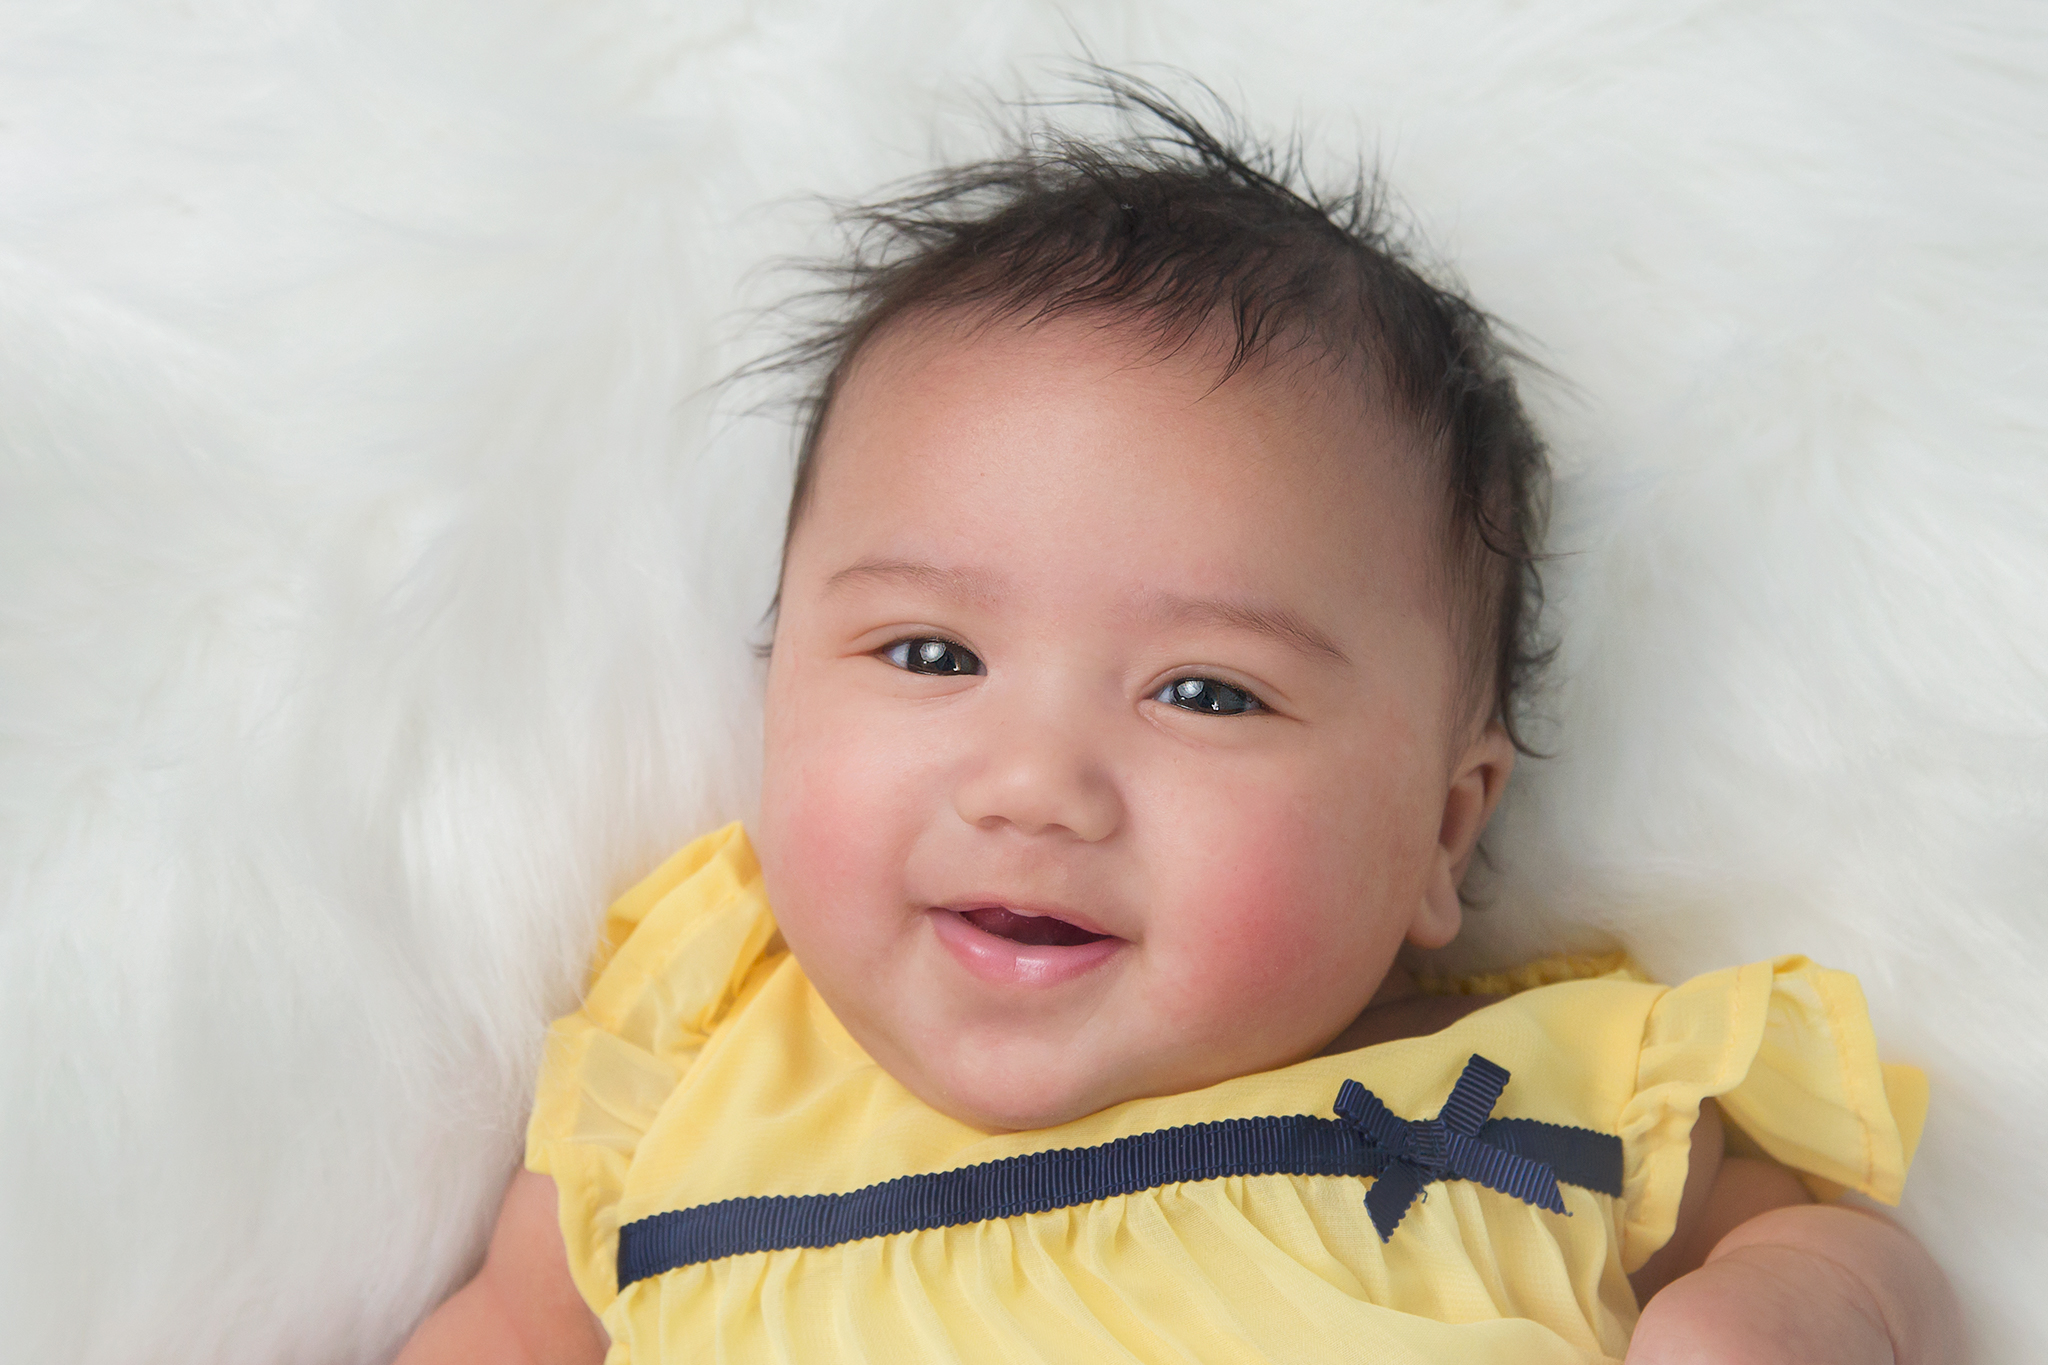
[950,716,1122,843]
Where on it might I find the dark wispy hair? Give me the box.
[763,72,1551,751]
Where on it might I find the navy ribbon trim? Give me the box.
[1336,1054,1571,1240]
[616,1054,1621,1287]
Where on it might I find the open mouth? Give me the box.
[929,902,1123,987]
[955,906,1111,948]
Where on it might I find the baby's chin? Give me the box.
[901,1032,1333,1134]
[920,1076,1155,1134]
[929,1091,1098,1134]
[928,1071,1136,1133]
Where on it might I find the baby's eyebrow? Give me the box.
[823,562,1344,664]
[1148,592,1351,666]
[824,558,1002,604]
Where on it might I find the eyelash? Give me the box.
[880,637,1264,716]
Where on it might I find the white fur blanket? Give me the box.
[2,3,2042,1361]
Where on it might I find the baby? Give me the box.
[400,81,1957,1364]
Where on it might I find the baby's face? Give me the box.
[757,313,1510,1130]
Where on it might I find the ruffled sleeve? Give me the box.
[1616,956,1928,1272]
[524,824,779,1313]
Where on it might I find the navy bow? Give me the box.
[1334,1053,1568,1241]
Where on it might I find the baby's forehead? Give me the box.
[828,307,1422,485]
[800,311,1452,615]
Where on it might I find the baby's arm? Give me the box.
[1626,1102,1962,1364]
[393,1171,607,1365]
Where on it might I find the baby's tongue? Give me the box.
[961,906,1107,947]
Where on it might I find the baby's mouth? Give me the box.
[955,906,1111,948]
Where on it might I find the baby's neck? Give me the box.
[1315,965,1503,1056]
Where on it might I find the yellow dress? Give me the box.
[527,825,1927,1365]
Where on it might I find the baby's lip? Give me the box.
[926,905,1125,988]
[935,900,1119,942]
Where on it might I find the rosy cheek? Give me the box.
[762,680,940,955]
[1154,790,1395,1035]
[1188,853,1329,994]
[762,696,884,932]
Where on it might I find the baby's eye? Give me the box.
[883,637,985,677]
[1153,676,1263,716]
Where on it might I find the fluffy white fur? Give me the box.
[2,3,2041,1361]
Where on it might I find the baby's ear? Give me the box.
[1410,721,1516,948]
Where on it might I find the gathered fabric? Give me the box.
[528,825,1925,1365]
